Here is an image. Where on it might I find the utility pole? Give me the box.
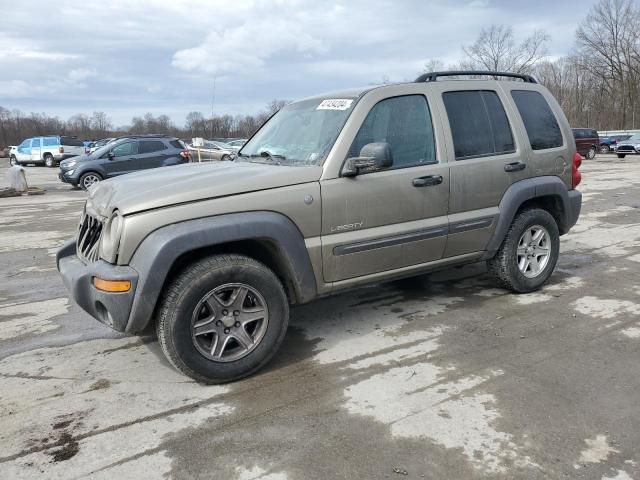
[210,76,216,139]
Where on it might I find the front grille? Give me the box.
[617,145,636,153]
[77,212,103,263]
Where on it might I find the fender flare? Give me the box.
[125,211,317,333]
[483,176,581,258]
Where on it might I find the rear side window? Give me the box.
[61,136,83,146]
[31,138,41,148]
[348,95,436,169]
[43,137,59,146]
[443,90,515,160]
[169,140,186,149]
[139,140,167,154]
[511,90,563,150]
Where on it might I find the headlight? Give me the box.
[99,210,124,262]
[65,160,77,168]
[66,169,75,176]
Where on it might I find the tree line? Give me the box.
[1,0,638,148]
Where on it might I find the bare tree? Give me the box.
[462,25,549,73]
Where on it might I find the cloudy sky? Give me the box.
[0,0,597,126]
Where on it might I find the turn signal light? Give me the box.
[572,152,582,189]
[93,277,131,293]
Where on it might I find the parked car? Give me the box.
[615,134,640,158]
[58,135,190,189]
[8,146,17,164]
[10,136,85,167]
[57,70,582,383]
[187,140,235,161]
[89,138,117,154]
[572,128,598,159]
[603,134,632,152]
[227,139,247,148]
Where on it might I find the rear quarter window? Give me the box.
[169,140,186,149]
[511,90,563,150]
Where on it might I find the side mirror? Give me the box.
[107,152,115,160]
[342,142,393,177]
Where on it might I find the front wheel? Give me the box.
[156,254,289,383]
[600,145,610,154]
[79,171,102,190]
[488,208,560,293]
[586,146,596,159]
[617,153,626,158]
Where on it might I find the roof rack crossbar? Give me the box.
[415,70,537,84]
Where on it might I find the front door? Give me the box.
[16,139,31,162]
[30,138,42,163]
[321,94,449,283]
[103,141,138,176]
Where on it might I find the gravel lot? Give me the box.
[1,156,639,480]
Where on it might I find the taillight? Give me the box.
[179,150,190,160]
[59,146,64,154]
[572,152,582,189]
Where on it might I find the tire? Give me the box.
[617,153,626,159]
[488,208,560,293]
[221,154,230,161]
[44,154,55,168]
[79,171,102,190]
[156,254,289,384]
[586,147,596,159]
[9,155,18,166]
[600,145,610,154]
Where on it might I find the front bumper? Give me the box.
[58,169,79,184]
[56,239,138,332]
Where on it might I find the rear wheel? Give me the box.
[617,153,626,158]
[79,172,102,190]
[600,145,610,154]
[156,254,289,383]
[221,154,230,161]
[44,154,55,168]
[488,208,559,293]
[586,146,596,159]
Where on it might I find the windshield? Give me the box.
[238,97,357,166]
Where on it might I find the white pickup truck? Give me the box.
[10,136,85,167]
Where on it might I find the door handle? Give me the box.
[412,175,443,187]
[504,161,526,172]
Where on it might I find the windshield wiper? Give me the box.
[242,151,286,165]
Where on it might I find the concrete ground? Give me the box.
[0,156,639,480]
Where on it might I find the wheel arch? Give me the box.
[483,176,581,259]
[125,211,317,333]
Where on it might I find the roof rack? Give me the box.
[415,70,537,84]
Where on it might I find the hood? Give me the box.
[87,161,323,216]
[60,154,94,167]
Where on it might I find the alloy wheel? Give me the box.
[191,283,269,362]
[82,174,100,189]
[516,225,551,278]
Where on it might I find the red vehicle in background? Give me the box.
[571,128,599,159]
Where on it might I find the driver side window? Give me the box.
[348,95,436,169]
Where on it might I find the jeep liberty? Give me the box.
[57,71,583,383]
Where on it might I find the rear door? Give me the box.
[321,92,450,283]
[30,138,42,162]
[431,83,529,257]
[135,140,169,169]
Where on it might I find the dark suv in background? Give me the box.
[571,128,599,159]
[59,135,190,189]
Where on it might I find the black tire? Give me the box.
[617,153,626,158]
[488,208,560,293]
[600,145,610,154]
[221,154,230,161]
[156,254,289,384]
[44,154,55,168]
[9,155,18,166]
[586,146,596,159]
[79,171,102,190]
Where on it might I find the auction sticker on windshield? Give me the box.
[317,99,353,110]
